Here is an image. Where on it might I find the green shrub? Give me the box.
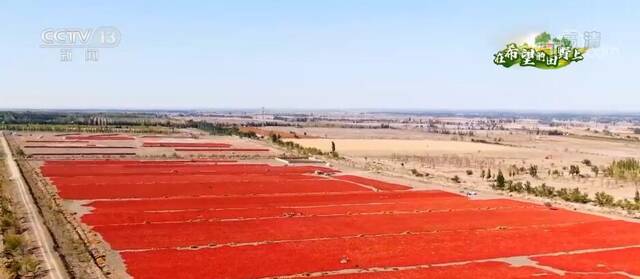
[7,255,41,278]
[528,165,538,177]
[524,181,533,194]
[3,233,26,256]
[0,214,18,234]
[556,187,590,203]
[594,192,615,207]
[534,183,556,198]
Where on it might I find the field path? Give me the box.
[1,133,68,279]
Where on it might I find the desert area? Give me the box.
[266,120,640,206]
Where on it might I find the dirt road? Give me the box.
[0,133,67,279]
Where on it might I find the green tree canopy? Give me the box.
[535,32,551,45]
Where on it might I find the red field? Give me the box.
[30,152,137,156]
[174,148,270,152]
[26,140,90,143]
[24,145,135,149]
[335,175,412,191]
[533,247,640,275]
[143,142,232,148]
[40,160,640,278]
[65,135,135,140]
[142,141,270,152]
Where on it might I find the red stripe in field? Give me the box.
[91,207,605,250]
[336,175,412,191]
[26,140,89,143]
[42,162,266,168]
[82,197,534,226]
[43,160,234,165]
[44,167,260,177]
[49,173,318,185]
[119,220,640,278]
[65,135,134,140]
[143,142,232,148]
[41,163,336,176]
[141,135,194,138]
[174,148,270,152]
[54,179,373,199]
[41,166,333,177]
[532,247,640,275]
[30,152,136,156]
[86,191,462,213]
[24,145,134,149]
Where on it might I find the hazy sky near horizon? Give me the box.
[1,1,638,110]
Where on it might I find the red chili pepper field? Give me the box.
[40,160,640,278]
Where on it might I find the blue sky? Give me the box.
[0,1,638,110]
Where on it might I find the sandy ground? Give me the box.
[287,129,640,202]
[289,138,519,156]
[267,126,439,139]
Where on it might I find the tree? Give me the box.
[535,32,551,45]
[635,189,640,204]
[608,158,640,190]
[569,165,580,176]
[529,165,538,178]
[495,170,505,190]
[480,169,486,179]
[269,133,280,143]
[331,141,336,153]
[486,169,492,180]
[591,166,599,177]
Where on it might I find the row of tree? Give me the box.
[492,169,640,212]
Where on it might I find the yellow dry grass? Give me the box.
[288,138,514,156]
